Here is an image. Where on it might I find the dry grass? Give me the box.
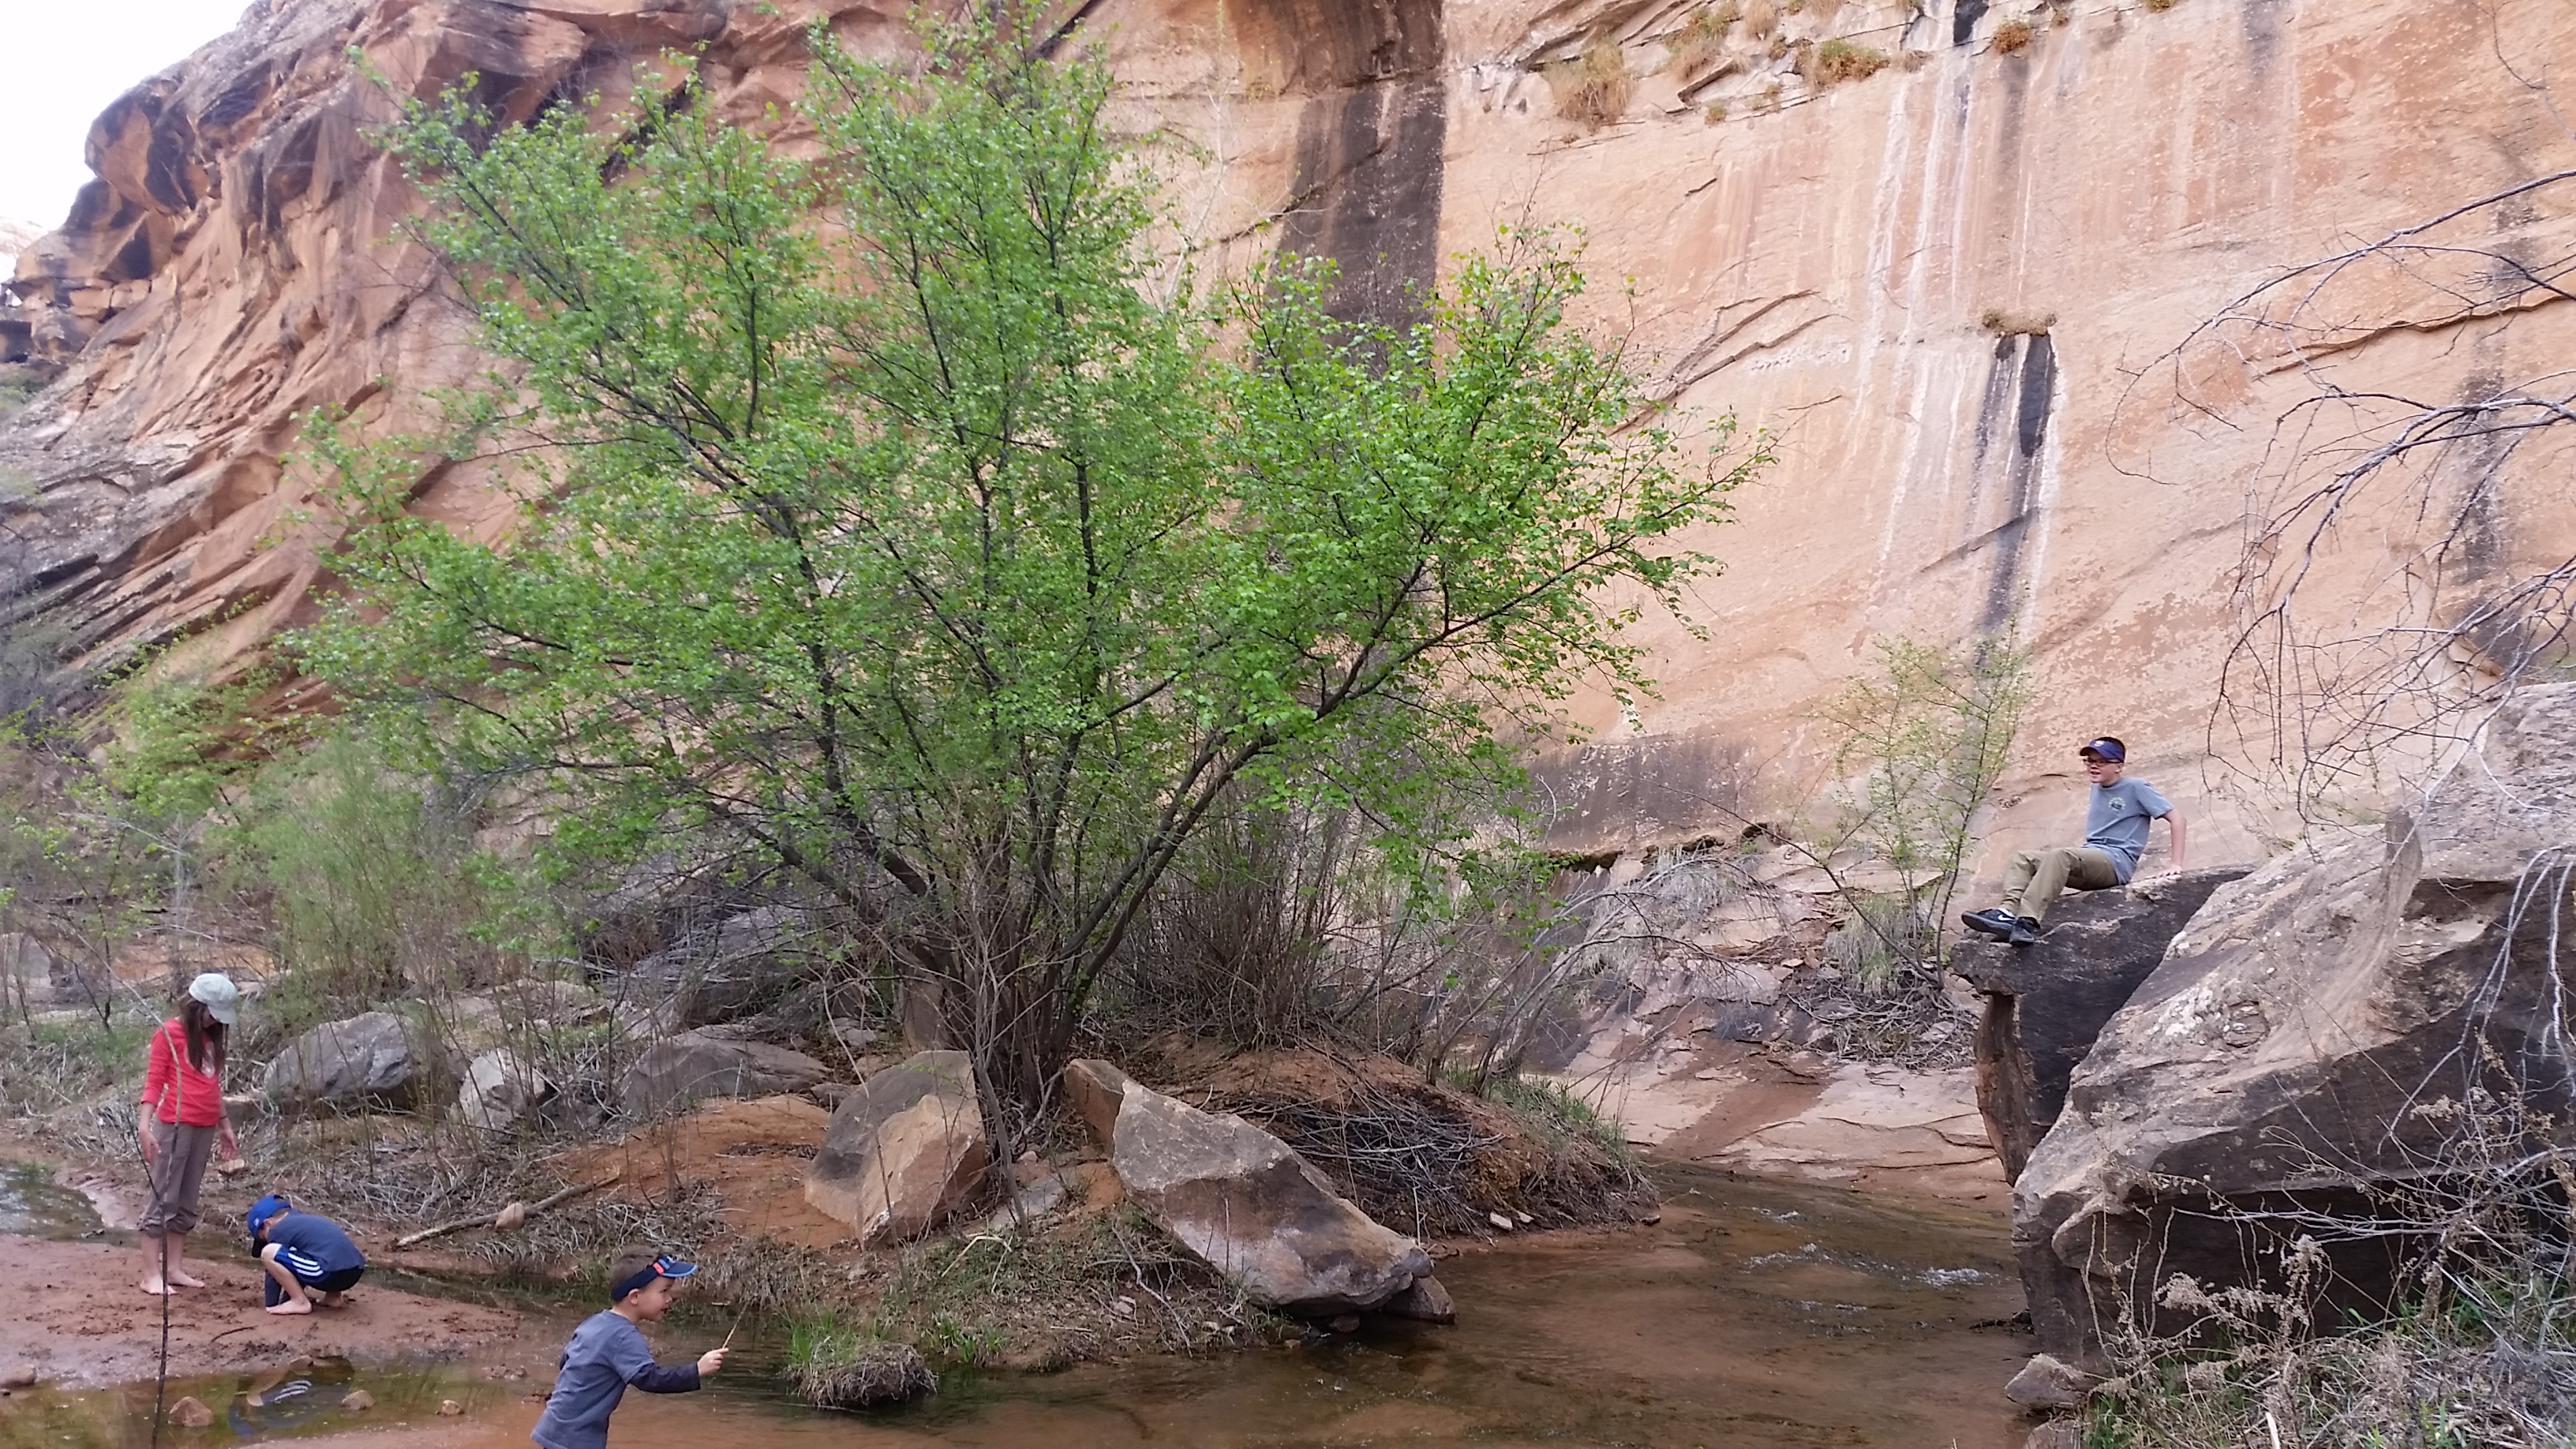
[2084,1087,2576,1447]
[1664,5,1738,75]
[863,1204,1294,1368]
[1742,0,1779,39]
[1990,18,2034,54]
[2142,0,2176,9]
[1982,307,2057,335]
[1704,101,1729,124]
[1145,1037,1652,1239]
[1548,38,1634,129]
[1808,38,1890,85]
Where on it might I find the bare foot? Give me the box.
[265,1299,314,1316]
[319,1292,352,1309]
[167,1268,207,1289]
[140,1278,174,1297]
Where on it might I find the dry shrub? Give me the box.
[1809,37,1889,84]
[2142,0,2176,9]
[1755,79,1786,112]
[1548,37,1633,129]
[1982,306,2057,335]
[1704,100,1729,124]
[1804,0,1845,20]
[1664,4,1737,74]
[2086,1086,2576,1447]
[1742,0,1779,38]
[1144,1035,1651,1237]
[1990,18,2034,53]
[1766,33,1791,59]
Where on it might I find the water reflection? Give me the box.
[0,1163,109,1240]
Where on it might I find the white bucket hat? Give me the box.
[186,972,240,1025]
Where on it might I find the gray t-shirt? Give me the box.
[2084,777,2174,882]
[530,1309,699,1449]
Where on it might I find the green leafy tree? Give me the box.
[305,13,1753,1121]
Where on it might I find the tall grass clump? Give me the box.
[1664,5,1738,74]
[1809,38,1890,85]
[1550,37,1634,128]
[784,1312,936,1410]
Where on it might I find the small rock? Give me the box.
[2023,1422,2081,1449]
[2005,1354,2097,1411]
[1380,1274,1457,1324]
[492,1200,529,1231]
[0,1363,35,1388]
[169,1396,215,1428]
[1110,1295,1136,1319]
[1512,1210,1532,1225]
[1488,1211,1514,1232]
[339,1389,376,1411]
[437,1398,464,1416]
[1634,1211,1664,1226]
[1327,1314,1361,1334]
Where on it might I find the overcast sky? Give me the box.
[0,0,247,228]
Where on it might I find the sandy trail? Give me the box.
[0,1233,522,1387]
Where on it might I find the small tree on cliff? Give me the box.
[305,13,1750,1125]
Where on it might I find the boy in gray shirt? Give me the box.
[531,1252,727,1449]
[1963,736,2188,946]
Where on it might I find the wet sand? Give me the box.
[0,1234,522,1389]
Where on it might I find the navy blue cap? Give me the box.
[2079,737,2126,762]
[248,1193,290,1244]
[609,1253,698,1302]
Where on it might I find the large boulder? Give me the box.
[2017,683,2576,1365]
[1065,1058,1434,1316]
[626,905,811,1027]
[804,1050,990,1242]
[620,1030,828,1120]
[1952,867,2250,1181]
[265,1011,452,1112]
[459,1049,552,1132]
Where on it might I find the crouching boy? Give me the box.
[531,1252,728,1449]
[247,1193,365,1316]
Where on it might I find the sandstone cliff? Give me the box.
[4,0,2572,866]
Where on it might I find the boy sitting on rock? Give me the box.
[1963,736,2187,946]
[247,1193,365,1316]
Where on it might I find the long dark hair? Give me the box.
[178,998,227,1076]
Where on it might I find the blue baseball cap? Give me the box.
[248,1194,290,1242]
[608,1253,698,1302]
[2079,736,2126,762]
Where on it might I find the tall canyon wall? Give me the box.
[3,0,2571,874]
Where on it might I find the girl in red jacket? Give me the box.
[139,972,242,1296]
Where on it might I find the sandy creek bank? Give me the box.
[0,1160,2034,1449]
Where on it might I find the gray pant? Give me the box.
[2001,846,2122,924]
[140,1118,218,1237]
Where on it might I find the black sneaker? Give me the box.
[2008,916,2042,946]
[1961,908,2020,939]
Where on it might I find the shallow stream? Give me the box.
[0,1164,2036,1448]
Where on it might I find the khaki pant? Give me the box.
[2001,846,2122,923]
[140,1118,218,1237]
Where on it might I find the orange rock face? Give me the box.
[5,0,2573,865]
